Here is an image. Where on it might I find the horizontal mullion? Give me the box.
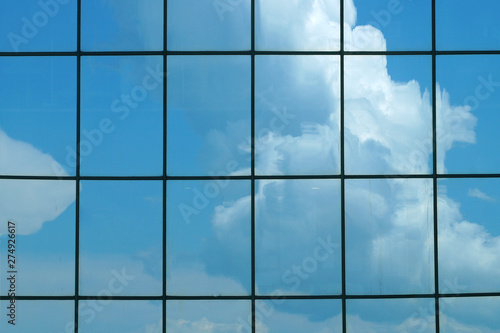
[2,174,500,181]
[4,292,500,301]
[1,50,500,57]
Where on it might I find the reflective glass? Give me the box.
[440,297,500,332]
[167,180,251,296]
[78,300,162,333]
[438,178,500,293]
[255,299,342,333]
[167,56,251,176]
[437,0,500,50]
[347,298,435,332]
[255,179,341,295]
[80,56,163,176]
[345,0,431,51]
[256,0,340,51]
[81,0,163,51]
[0,300,73,332]
[437,55,500,174]
[79,180,163,296]
[167,0,250,51]
[0,56,76,176]
[0,0,76,52]
[0,180,75,296]
[167,300,251,332]
[346,179,434,295]
[255,55,340,175]
[345,55,433,175]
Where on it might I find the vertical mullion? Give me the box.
[432,0,440,332]
[75,0,82,332]
[163,1,168,332]
[340,0,346,332]
[251,1,256,333]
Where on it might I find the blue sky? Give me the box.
[1,0,500,332]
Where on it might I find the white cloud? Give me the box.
[167,266,248,296]
[0,128,75,235]
[468,188,495,202]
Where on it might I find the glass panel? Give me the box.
[437,0,500,51]
[78,300,162,333]
[79,180,162,296]
[80,56,163,176]
[167,180,251,296]
[438,178,500,293]
[0,300,73,332]
[0,0,76,52]
[167,0,250,51]
[167,300,251,333]
[347,298,435,333]
[345,55,433,175]
[167,56,251,176]
[440,297,500,332]
[345,179,434,295]
[255,55,340,175]
[255,299,342,333]
[436,55,500,174]
[344,0,431,51]
[255,179,341,295]
[81,0,163,51]
[0,56,76,176]
[255,0,340,51]
[0,180,75,296]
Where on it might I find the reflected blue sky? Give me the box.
[0,0,76,52]
[1,0,500,332]
[437,0,500,50]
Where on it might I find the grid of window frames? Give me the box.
[0,0,500,332]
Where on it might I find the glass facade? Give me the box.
[1,0,500,332]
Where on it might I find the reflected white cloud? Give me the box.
[0,128,74,235]
[468,187,495,202]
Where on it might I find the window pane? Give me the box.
[255,55,340,175]
[437,55,500,174]
[440,297,500,332]
[167,0,250,51]
[167,300,251,332]
[0,56,76,176]
[78,300,162,333]
[80,56,163,176]
[167,180,251,296]
[255,299,342,333]
[345,0,431,51]
[0,1,76,52]
[438,178,500,293]
[256,179,341,295]
[437,0,500,50]
[167,56,251,176]
[256,0,340,51]
[347,298,435,332]
[0,300,73,332]
[79,180,163,296]
[346,179,434,295]
[0,180,75,296]
[81,0,163,51]
[345,55,433,175]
